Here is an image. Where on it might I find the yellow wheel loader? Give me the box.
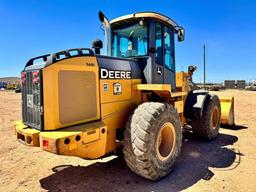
[14,11,235,180]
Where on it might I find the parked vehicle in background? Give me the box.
[15,84,21,93]
[0,82,7,90]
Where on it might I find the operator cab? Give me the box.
[99,11,185,90]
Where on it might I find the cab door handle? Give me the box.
[157,67,162,75]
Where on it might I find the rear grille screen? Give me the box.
[22,71,43,130]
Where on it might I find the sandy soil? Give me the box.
[0,90,255,192]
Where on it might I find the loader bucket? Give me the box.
[219,96,235,126]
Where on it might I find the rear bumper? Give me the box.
[14,120,109,159]
[15,120,40,146]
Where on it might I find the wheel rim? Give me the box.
[211,107,219,129]
[156,122,176,161]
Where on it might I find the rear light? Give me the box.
[32,70,40,84]
[33,77,39,84]
[21,72,26,78]
[43,140,49,147]
[32,70,39,77]
[21,72,26,84]
[21,79,26,85]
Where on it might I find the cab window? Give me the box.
[111,22,148,57]
[155,22,163,65]
[164,26,175,71]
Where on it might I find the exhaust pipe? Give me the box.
[99,11,111,56]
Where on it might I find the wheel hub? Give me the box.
[156,122,176,161]
[211,107,219,129]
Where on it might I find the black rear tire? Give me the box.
[191,94,221,140]
[123,102,182,181]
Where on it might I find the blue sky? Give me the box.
[0,0,255,83]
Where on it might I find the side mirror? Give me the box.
[188,65,197,73]
[188,65,197,78]
[178,28,185,42]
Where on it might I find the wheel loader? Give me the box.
[14,11,235,180]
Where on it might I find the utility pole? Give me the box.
[203,45,206,89]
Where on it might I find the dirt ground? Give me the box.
[0,90,255,192]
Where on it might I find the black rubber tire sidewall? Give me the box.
[123,102,182,180]
[192,94,221,140]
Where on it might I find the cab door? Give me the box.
[163,26,176,90]
[152,22,164,84]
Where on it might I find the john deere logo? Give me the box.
[113,83,122,95]
[27,94,34,108]
[100,68,131,79]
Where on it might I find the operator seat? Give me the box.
[126,41,137,57]
[126,49,137,57]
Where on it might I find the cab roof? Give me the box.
[110,12,180,31]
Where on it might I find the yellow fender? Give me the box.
[219,97,235,126]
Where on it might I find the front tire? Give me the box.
[191,94,221,140]
[123,102,182,181]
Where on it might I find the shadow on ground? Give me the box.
[40,132,241,192]
[221,124,248,131]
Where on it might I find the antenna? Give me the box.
[203,45,206,89]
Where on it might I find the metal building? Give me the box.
[224,80,236,89]
[237,80,246,89]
